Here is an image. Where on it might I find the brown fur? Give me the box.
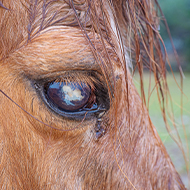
[0,0,187,189]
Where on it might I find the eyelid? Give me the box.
[53,72,96,90]
[34,70,101,86]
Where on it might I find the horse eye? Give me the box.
[37,73,110,119]
[46,82,92,112]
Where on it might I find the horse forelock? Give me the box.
[0,0,160,66]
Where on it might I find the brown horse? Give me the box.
[0,0,187,189]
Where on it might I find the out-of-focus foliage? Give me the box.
[159,0,190,71]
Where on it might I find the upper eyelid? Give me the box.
[25,67,103,80]
[34,70,104,89]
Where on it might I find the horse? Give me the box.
[0,0,187,189]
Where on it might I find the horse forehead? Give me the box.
[0,0,128,75]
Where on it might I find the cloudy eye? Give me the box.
[46,82,92,112]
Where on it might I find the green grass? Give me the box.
[133,72,190,187]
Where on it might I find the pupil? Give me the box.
[47,82,91,112]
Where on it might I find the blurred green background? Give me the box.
[159,0,190,71]
[134,0,190,188]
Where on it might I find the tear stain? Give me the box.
[95,111,107,139]
[95,120,106,139]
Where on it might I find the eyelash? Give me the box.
[34,71,110,120]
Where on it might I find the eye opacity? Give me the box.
[46,81,91,112]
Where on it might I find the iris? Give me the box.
[46,82,91,112]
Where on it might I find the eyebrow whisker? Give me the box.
[0,1,9,10]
